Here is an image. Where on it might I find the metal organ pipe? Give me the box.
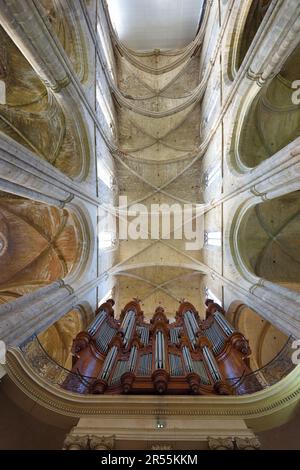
[95,321,116,352]
[169,354,183,376]
[182,346,193,373]
[156,332,160,368]
[128,345,138,372]
[203,346,221,383]
[186,310,199,334]
[138,353,152,375]
[121,311,130,330]
[184,312,197,348]
[101,345,118,381]
[203,322,225,355]
[214,311,235,336]
[87,310,107,336]
[137,326,149,345]
[155,331,165,369]
[143,327,149,345]
[121,310,136,347]
[192,359,210,385]
[110,360,128,385]
[170,327,181,344]
[124,314,135,346]
[65,299,252,395]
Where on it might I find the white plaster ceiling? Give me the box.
[107,0,204,51]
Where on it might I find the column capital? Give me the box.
[235,437,261,450]
[63,434,88,450]
[208,437,234,450]
[89,435,115,451]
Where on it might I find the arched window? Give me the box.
[204,231,221,247]
[96,84,114,135]
[97,21,115,80]
[97,206,116,251]
[97,158,114,190]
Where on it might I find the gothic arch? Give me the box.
[63,200,95,289]
[0,25,90,180]
[232,191,300,293]
[227,301,288,371]
[232,40,300,170]
[38,0,89,84]
[38,303,93,369]
[227,0,273,81]
[0,192,85,304]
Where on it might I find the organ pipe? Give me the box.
[88,310,107,336]
[182,346,193,373]
[121,310,136,347]
[186,310,199,334]
[65,300,252,395]
[184,314,197,348]
[137,325,149,345]
[95,321,116,352]
[203,346,221,383]
[214,311,235,336]
[101,345,118,381]
[128,345,138,372]
[155,331,165,369]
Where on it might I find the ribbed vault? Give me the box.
[105,10,207,318]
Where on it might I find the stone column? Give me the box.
[0,0,69,91]
[0,132,100,208]
[0,282,63,316]
[217,272,300,338]
[0,281,75,346]
[0,271,114,347]
[0,176,64,208]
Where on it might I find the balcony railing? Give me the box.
[19,335,96,391]
[19,335,296,395]
[226,337,296,394]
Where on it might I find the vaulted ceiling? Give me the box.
[106,0,204,51]
[108,2,207,317]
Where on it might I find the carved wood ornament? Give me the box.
[63,298,254,396]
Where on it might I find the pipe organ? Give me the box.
[63,299,252,395]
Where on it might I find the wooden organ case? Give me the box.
[63,299,252,395]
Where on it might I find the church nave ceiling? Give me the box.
[0,25,87,179]
[0,194,82,304]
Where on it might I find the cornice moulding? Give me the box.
[6,348,300,432]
